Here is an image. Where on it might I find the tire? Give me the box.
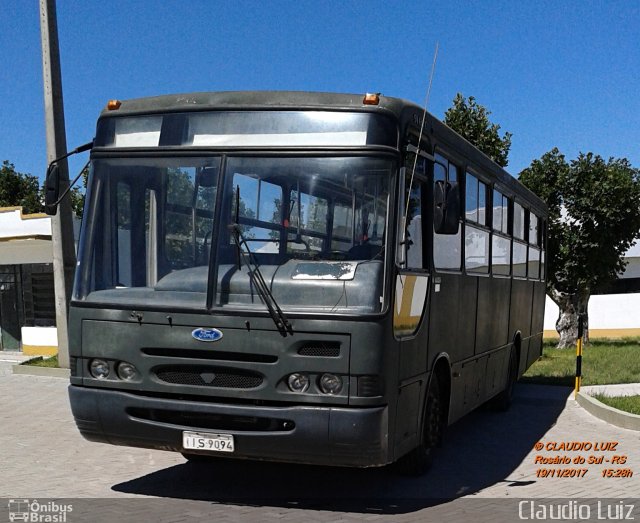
[395,374,445,476]
[490,347,518,411]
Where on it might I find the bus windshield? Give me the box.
[74,155,393,314]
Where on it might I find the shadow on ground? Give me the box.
[112,384,571,514]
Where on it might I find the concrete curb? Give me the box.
[12,364,70,379]
[576,391,640,431]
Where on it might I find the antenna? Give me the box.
[402,42,439,252]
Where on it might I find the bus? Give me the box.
[47,91,547,475]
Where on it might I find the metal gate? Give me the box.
[0,265,22,351]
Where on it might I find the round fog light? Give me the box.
[287,373,310,393]
[319,373,343,394]
[89,359,110,379]
[116,362,138,381]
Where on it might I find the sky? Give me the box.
[1,0,638,183]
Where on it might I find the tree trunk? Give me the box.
[553,290,590,349]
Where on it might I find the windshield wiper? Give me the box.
[229,188,293,337]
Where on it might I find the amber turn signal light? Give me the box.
[363,93,380,105]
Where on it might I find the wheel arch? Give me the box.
[422,353,451,435]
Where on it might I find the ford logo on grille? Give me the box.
[192,328,223,342]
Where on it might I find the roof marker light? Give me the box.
[363,93,380,105]
[107,99,122,110]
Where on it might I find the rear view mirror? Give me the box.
[44,163,60,215]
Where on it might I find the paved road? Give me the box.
[1,359,638,522]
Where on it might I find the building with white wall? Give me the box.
[544,241,640,338]
[0,207,57,355]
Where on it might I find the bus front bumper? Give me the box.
[68,385,390,467]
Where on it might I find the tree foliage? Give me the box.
[519,148,640,346]
[0,161,44,214]
[68,164,90,218]
[444,93,513,167]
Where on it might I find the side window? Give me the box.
[399,150,426,270]
[331,200,353,251]
[512,202,527,278]
[434,153,461,270]
[492,189,509,234]
[540,220,546,280]
[513,202,525,240]
[405,183,424,269]
[289,190,328,253]
[165,167,197,269]
[165,166,218,269]
[233,173,283,254]
[491,189,511,276]
[528,213,541,280]
[465,171,489,273]
[465,172,478,223]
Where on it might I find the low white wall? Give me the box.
[544,294,640,331]
[21,326,58,347]
[0,208,51,238]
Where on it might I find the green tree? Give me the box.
[520,148,640,348]
[444,93,513,167]
[68,164,89,218]
[0,161,44,214]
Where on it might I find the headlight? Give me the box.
[287,373,310,393]
[89,359,110,379]
[116,362,138,381]
[319,373,343,394]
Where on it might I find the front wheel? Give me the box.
[395,374,445,476]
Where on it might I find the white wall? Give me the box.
[21,326,58,346]
[544,294,640,331]
[0,208,51,238]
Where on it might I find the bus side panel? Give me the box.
[509,279,534,376]
[475,276,511,354]
[428,273,476,364]
[527,281,546,368]
[429,273,477,423]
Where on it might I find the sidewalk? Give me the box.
[0,350,31,363]
[581,383,640,397]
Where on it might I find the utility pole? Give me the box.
[39,0,75,368]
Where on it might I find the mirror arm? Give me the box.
[48,141,93,166]
[49,159,90,208]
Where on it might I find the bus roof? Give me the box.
[99,91,546,216]
[100,91,411,118]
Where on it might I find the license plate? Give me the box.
[182,431,235,453]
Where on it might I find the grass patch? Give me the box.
[523,339,640,386]
[593,394,640,416]
[22,355,59,368]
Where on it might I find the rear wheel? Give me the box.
[395,374,444,476]
[490,347,518,411]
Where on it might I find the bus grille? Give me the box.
[127,408,293,432]
[155,366,263,389]
[297,342,341,357]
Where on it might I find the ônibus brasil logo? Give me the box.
[8,499,73,522]
[191,328,223,342]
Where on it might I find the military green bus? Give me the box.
[53,91,546,475]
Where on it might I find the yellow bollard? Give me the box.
[574,316,583,399]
